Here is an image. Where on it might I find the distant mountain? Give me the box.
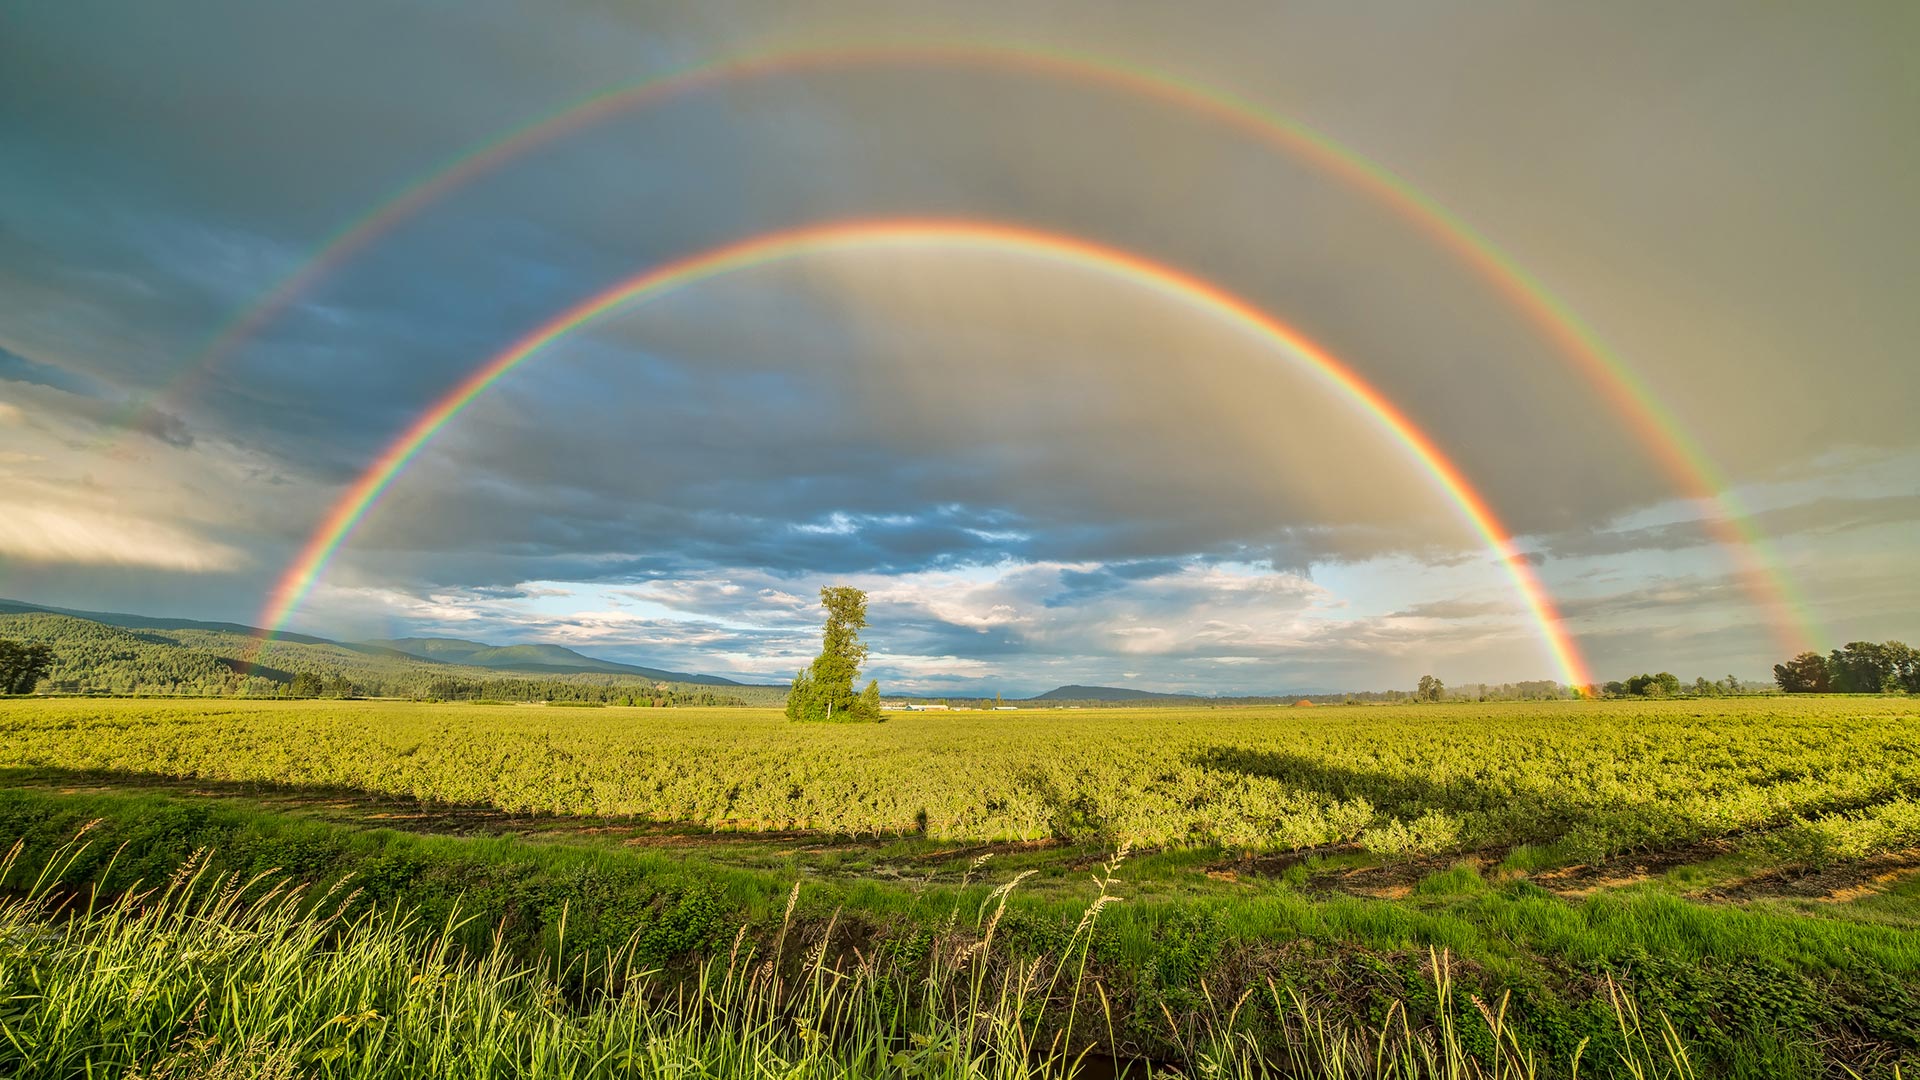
[1027,684,1197,702]
[1023,684,1344,702]
[366,636,750,687]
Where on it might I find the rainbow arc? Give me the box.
[255,220,1594,689]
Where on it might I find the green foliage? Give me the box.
[786,666,814,721]
[1609,672,1682,697]
[1416,674,1444,702]
[0,638,54,694]
[1829,640,1918,694]
[1772,641,1920,694]
[1774,650,1832,693]
[787,586,881,722]
[1895,642,1920,693]
[1761,796,1920,868]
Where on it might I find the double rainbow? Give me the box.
[195,40,1804,680]
[256,220,1593,689]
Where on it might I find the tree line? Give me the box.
[1595,672,1748,698]
[1773,641,1919,694]
[1413,673,1749,701]
[272,666,759,705]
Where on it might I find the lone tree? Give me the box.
[1416,675,1444,703]
[787,586,882,722]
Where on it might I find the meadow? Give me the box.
[2,696,1918,1077]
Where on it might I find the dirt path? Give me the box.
[1698,849,1920,904]
[1213,834,1920,907]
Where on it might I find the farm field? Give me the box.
[5,695,1919,861]
[3,695,1920,1077]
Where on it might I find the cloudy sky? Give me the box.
[2,2,1914,694]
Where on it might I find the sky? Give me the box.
[1,1,1915,695]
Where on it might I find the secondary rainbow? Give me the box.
[127,40,1814,655]
[255,219,1593,689]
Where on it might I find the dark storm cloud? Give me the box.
[1554,578,1757,623]
[1043,561,1188,607]
[0,346,104,398]
[2,1,1668,534]
[60,397,196,449]
[0,347,196,447]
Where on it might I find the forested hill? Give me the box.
[0,608,780,704]
[0,599,760,687]
[0,597,341,646]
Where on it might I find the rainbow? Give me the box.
[256,219,1594,689]
[135,41,1812,655]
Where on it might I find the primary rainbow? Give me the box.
[255,219,1594,689]
[130,40,1814,656]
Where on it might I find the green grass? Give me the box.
[0,836,1714,1080]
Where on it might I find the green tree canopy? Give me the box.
[1828,642,1896,693]
[0,639,54,694]
[1773,651,1831,693]
[1771,641,1920,694]
[787,587,882,723]
[1618,672,1680,697]
[1889,642,1920,693]
[1416,675,1444,703]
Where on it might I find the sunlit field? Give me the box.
[6,696,1917,858]
[3,696,1918,1078]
